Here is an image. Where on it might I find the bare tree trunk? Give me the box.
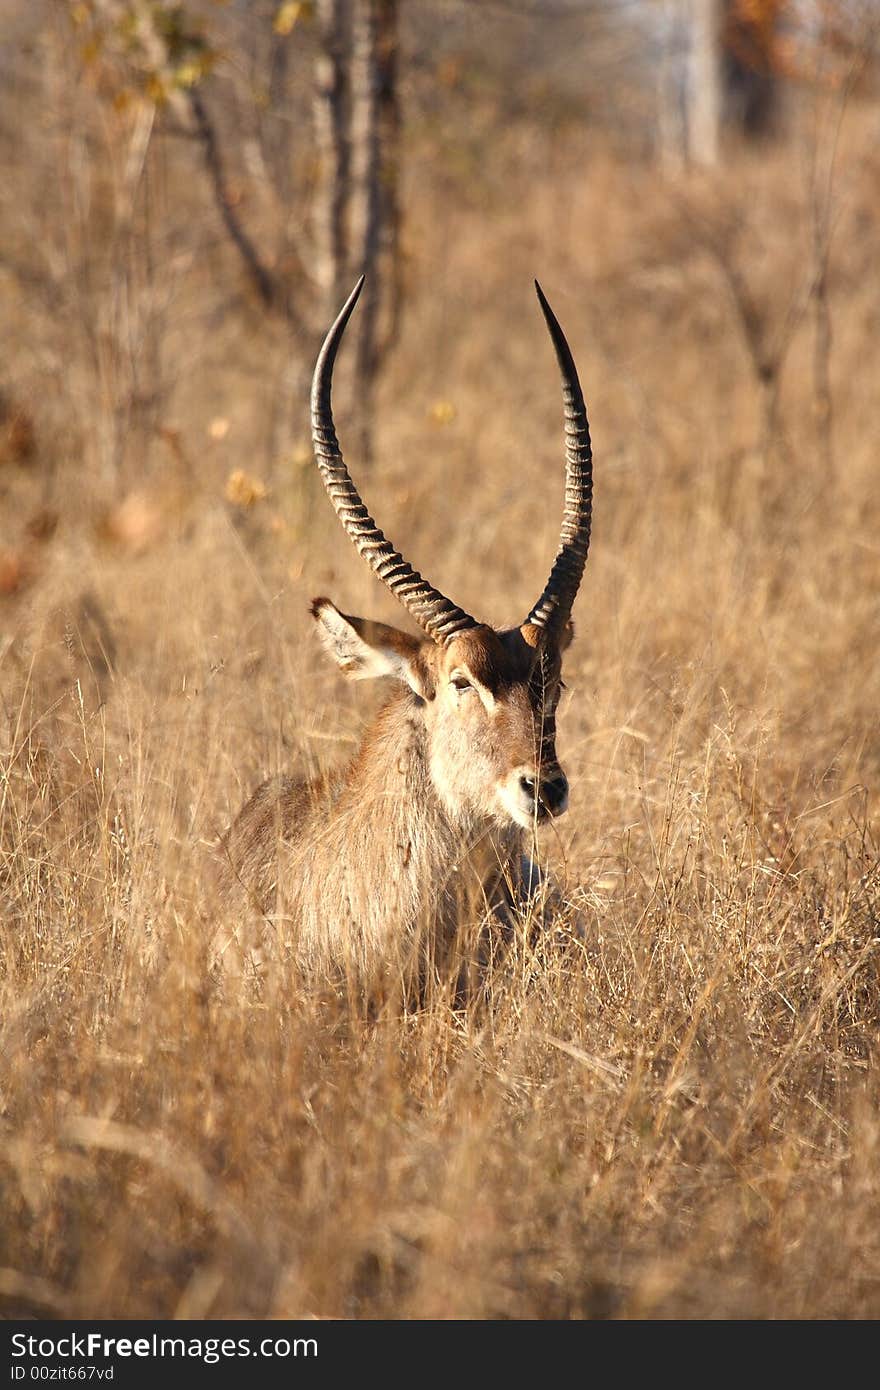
[658,0,687,171]
[373,1,402,364]
[687,0,722,165]
[313,0,352,322]
[723,0,784,138]
[349,0,400,467]
[265,0,353,471]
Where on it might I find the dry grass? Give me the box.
[1,15,879,1318]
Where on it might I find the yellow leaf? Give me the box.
[427,400,456,426]
[225,470,268,509]
[274,1,312,35]
[146,73,168,106]
[174,61,203,89]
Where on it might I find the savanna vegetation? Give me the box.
[1,0,878,1318]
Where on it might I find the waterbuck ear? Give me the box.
[310,599,435,698]
[519,619,574,654]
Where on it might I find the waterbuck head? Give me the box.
[310,278,593,833]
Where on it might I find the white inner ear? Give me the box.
[313,603,422,692]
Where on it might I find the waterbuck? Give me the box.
[218,278,593,990]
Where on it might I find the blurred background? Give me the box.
[1,0,880,1320]
[2,1,877,563]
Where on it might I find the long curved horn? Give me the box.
[525,282,593,633]
[311,277,477,645]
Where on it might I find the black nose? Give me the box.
[541,771,568,814]
[519,771,568,817]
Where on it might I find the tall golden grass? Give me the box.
[1,19,878,1317]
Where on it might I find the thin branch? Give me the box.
[187,86,279,315]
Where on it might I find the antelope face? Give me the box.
[429,625,570,830]
[312,603,572,831]
[309,275,593,832]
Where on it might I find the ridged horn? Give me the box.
[526,282,593,633]
[310,277,477,645]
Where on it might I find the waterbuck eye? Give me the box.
[451,675,473,693]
